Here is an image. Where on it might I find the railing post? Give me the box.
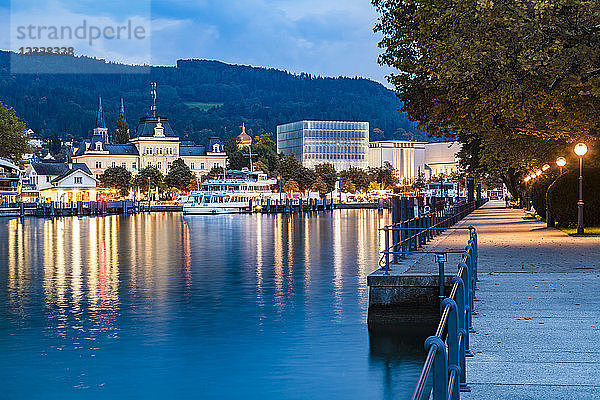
[424,336,448,400]
[452,276,469,391]
[441,298,461,400]
[384,226,390,272]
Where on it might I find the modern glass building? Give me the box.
[276,121,369,170]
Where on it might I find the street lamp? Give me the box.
[535,170,542,177]
[574,143,588,235]
[542,164,550,172]
[556,157,566,175]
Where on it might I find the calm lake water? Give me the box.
[0,210,425,399]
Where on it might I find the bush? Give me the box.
[547,167,600,227]
[530,171,559,219]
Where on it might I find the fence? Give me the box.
[410,230,478,400]
[380,200,484,270]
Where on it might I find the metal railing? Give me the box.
[379,200,483,270]
[410,229,478,400]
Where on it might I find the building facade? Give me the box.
[277,121,369,170]
[368,141,461,183]
[24,162,99,202]
[73,95,227,179]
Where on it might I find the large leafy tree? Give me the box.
[368,162,397,189]
[373,0,600,194]
[0,102,30,163]
[314,163,337,193]
[133,166,165,192]
[99,166,132,197]
[165,158,195,191]
[339,167,371,192]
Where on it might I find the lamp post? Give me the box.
[556,157,566,175]
[277,175,282,204]
[574,143,588,235]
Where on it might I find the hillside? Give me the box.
[0,51,428,145]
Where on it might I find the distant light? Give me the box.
[542,164,550,171]
[556,157,567,167]
[574,143,588,157]
[536,170,542,177]
[524,176,531,182]
[530,174,537,180]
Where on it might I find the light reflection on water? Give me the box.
[0,210,425,399]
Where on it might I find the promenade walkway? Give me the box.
[408,200,600,399]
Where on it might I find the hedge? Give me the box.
[547,167,600,227]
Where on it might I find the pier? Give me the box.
[373,200,600,399]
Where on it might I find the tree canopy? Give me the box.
[0,101,29,163]
[165,158,195,191]
[373,0,600,194]
[99,166,132,197]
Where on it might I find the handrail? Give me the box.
[410,229,479,400]
[379,199,486,269]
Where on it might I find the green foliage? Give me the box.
[203,166,224,181]
[0,102,29,163]
[548,167,600,227]
[0,54,421,143]
[339,167,370,192]
[225,133,280,172]
[133,166,164,192]
[114,113,129,144]
[368,162,397,189]
[99,166,132,197]
[373,0,600,194]
[279,154,303,180]
[165,158,195,190]
[311,176,328,197]
[340,179,356,193]
[283,179,300,193]
[253,160,269,174]
[314,163,337,192]
[412,172,426,191]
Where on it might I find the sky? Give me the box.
[0,0,393,86]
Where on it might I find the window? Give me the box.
[148,148,153,155]
[121,162,126,168]
[214,163,219,168]
[132,163,137,170]
[200,162,205,170]
[111,162,116,168]
[158,148,163,155]
[157,162,162,169]
[95,161,102,168]
[190,163,195,169]
[46,176,51,182]
[167,162,172,169]
[74,177,83,184]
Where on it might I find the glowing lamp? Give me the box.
[574,143,588,157]
[556,157,566,167]
[542,164,550,171]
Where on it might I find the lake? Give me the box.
[0,210,425,399]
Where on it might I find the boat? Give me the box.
[183,169,277,214]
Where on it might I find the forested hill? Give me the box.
[0,51,427,145]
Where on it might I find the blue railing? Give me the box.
[410,229,478,400]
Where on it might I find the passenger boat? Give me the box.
[183,169,277,214]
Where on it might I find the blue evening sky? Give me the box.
[0,0,393,86]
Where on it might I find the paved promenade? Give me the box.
[410,201,600,399]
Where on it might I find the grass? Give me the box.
[559,226,600,237]
[184,102,224,111]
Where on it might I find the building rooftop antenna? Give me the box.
[150,82,157,117]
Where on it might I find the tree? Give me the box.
[165,158,195,191]
[293,167,316,192]
[114,113,129,144]
[204,166,224,181]
[279,154,303,180]
[133,166,164,193]
[368,162,397,189]
[412,172,426,192]
[373,0,600,192]
[254,159,269,174]
[339,167,370,192]
[99,166,132,197]
[340,179,356,193]
[0,102,30,163]
[283,179,300,193]
[311,176,328,197]
[314,163,337,192]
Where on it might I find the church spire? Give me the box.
[119,97,127,123]
[96,95,106,129]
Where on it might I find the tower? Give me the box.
[93,95,109,143]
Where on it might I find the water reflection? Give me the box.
[1,210,427,400]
